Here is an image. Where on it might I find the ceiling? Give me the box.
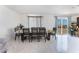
[5,5,79,16]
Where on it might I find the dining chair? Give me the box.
[38,27,46,42]
[23,28,30,42]
[31,27,39,42]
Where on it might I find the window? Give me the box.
[28,16,42,28]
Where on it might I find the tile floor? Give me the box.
[6,35,79,53]
[7,37,57,53]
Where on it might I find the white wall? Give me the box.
[18,14,28,28]
[42,15,55,31]
[71,15,79,23]
[71,16,77,23]
[0,6,25,38]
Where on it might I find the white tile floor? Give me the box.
[6,35,79,53]
[7,37,57,53]
[68,36,79,53]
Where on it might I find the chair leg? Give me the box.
[37,36,40,42]
[45,36,46,42]
[21,37,24,42]
[45,38,46,42]
[21,34,24,42]
[15,36,16,40]
[21,40,24,42]
[29,37,31,42]
[30,37,32,42]
[15,34,17,40]
[29,39,30,42]
[55,35,56,40]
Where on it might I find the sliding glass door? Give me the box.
[56,16,71,52]
[56,17,70,35]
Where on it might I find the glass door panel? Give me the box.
[56,17,70,52]
[56,19,61,34]
[62,19,68,34]
[56,17,69,35]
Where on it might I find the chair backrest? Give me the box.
[53,27,56,32]
[31,27,38,34]
[53,27,57,35]
[39,27,46,34]
[23,28,30,34]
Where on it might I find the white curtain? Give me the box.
[29,17,37,28]
[36,17,41,27]
[28,16,41,28]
